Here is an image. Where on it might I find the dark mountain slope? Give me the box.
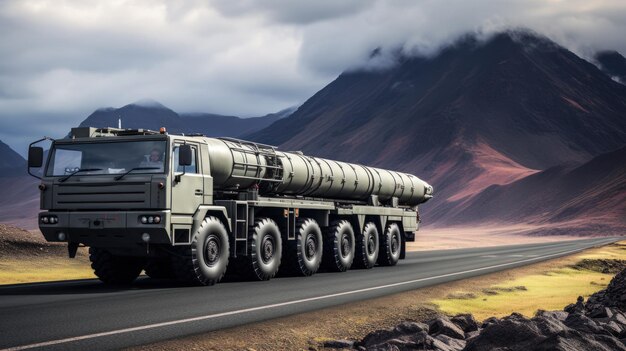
[434,145,626,229]
[595,50,626,84]
[0,140,26,177]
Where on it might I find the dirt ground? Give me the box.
[408,223,585,251]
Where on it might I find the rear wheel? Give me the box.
[284,218,323,276]
[237,218,282,280]
[323,220,355,272]
[354,222,379,269]
[89,248,145,285]
[171,216,230,286]
[379,223,401,266]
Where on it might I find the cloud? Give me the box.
[1,0,625,156]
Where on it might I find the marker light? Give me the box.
[57,232,66,241]
[141,233,151,242]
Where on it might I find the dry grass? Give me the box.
[433,241,626,320]
[0,250,94,285]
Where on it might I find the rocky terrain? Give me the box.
[324,267,626,350]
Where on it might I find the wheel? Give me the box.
[171,216,230,286]
[284,218,323,276]
[323,220,355,272]
[144,258,175,279]
[89,247,145,285]
[354,222,379,269]
[238,217,282,280]
[379,223,401,266]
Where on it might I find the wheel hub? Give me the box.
[367,234,376,255]
[261,235,275,263]
[305,234,317,260]
[204,235,220,267]
[341,234,350,257]
[391,233,399,254]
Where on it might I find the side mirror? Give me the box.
[28,146,44,168]
[179,144,192,166]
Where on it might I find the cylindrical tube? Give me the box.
[204,138,433,206]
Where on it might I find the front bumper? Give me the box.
[39,211,172,248]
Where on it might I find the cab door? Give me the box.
[171,141,204,216]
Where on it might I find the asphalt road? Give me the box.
[0,236,622,351]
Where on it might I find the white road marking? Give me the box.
[0,244,601,351]
[508,254,525,257]
[481,255,498,258]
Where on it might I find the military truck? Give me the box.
[27,127,433,286]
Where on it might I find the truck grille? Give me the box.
[53,182,150,209]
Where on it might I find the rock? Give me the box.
[428,316,465,340]
[464,314,544,351]
[564,313,612,336]
[613,312,626,326]
[588,307,615,319]
[600,320,624,337]
[360,322,429,348]
[533,314,570,335]
[322,339,355,349]
[434,334,466,351]
[586,268,626,311]
[535,330,626,351]
[393,321,428,334]
[465,330,480,342]
[361,329,401,347]
[565,296,586,314]
[536,310,569,321]
[480,316,500,328]
[451,313,479,333]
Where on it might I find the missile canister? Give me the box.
[204,138,433,206]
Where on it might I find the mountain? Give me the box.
[181,107,296,137]
[432,145,626,233]
[249,31,626,225]
[80,100,294,138]
[595,51,626,84]
[0,140,27,178]
[0,140,38,229]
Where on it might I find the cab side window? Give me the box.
[173,145,198,174]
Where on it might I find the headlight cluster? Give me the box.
[139,215,162,224]
[41,215,58,224]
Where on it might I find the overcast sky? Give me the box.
[1,0,625,157]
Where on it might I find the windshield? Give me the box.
[46,140,167,177]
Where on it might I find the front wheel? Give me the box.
[171,216,230,286]
[89,248,145,285]
[378,223,401,266]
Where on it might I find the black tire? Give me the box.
[379,223,402,266]
[89,247,145,285]
[283,218,323,276]
[144,258,175,279]
[171,216,230,286]
[354,222,379,269]
[323,220,355,272]
[238,218,282,281]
